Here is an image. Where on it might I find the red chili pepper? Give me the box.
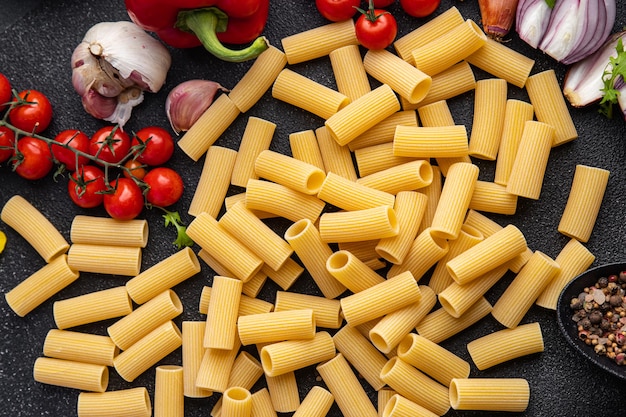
[125,0,269,62]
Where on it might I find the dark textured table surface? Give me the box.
[1,1,626,416]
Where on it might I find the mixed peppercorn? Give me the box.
[570,272,626,365]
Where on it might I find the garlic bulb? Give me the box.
[71,21,172,127]
[165,80,229,134]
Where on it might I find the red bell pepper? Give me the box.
[125,0,269,62]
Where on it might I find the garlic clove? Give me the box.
[165,80,229,134]
[104,90,145,127]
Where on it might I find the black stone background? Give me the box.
[0,0,625,416]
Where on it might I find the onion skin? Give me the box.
[479,0,520,39]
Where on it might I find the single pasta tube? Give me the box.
[376,191,428,265]
[181,321,212,398]
[284,219,346,299]
[338,240,379,263]
[417,165,442,235]
[53,285,132,330]
[5,254,79,317]
[292,386,334,417]
[408,61,476,109]
[272,68,349,120]
[126,246,201,304]
[264,371,300,413]
[536,238,595,310]
[340,271,422,327]
[494,99,535,186]
[33,357,108,392]
[348,110,418,151]
[260,331,336,377]
[187,213,263,283]
[177,93,240,161]
[392,125,469,159]
[415,297,493,344]
[387,228,449,281]
[70,215,148,247]
[67,243,141,276]
[318,205,399,243]
[262,260,303,292]
[43,329,119,367]
[467,322,544,370]
[397,333,470,386]
[1,195,69,262]
[382,394,439,417]
[468,78,507,160]
[113,320,182,382]
[558,165,610,242]
[77,387,152,417]
[506,120,555,200]
[393,6,465,63]
[329,44,371,102]
[219,201,293,271]
[249,388,279,416]
[429,162,479,240]
[411,19,487,77]
[222,387,252,417]
[354,142,415,178]
[107,289,183,351]
[228,45,287,113]
[449,378,530,412]
[315,125,358,181]
[254,149,327,195]
[468,180,518,215]
[379,357,450,416]
[326,249,385,293]
[237,309,316,346]
[317,171,395,212]
[369,285,436,354]
[465,37,535,88]
[491,251,560,328]
[231,117,276,188]
[316,353,378,417]
[289,129,325,170]
[525,69,578,146]
[446,224,527,285]
[363,49,432,104]
[417,99,454,127]
[154,365,184,417]
[274,290,342,329]
[333,325,388,391]
[245,179,326,223]
[188,145,238,218]
[196,336,241,392]
[204,276,242,350]
[281,19,358,65]
[356,159,434,195]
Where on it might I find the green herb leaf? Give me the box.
[599,38,626,119]
[544,0,556,9]
[162,209,194,249]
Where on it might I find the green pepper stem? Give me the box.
[181,8,268,63]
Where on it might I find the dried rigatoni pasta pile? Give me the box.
[1,4,612,417]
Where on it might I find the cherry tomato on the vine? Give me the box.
[52,129,91,171]
[131,126,174,166]
[11,136,53,180]
[103,177,144,220]
[315,0,360,22]
[68,165,107,208]
[90,125,131,165]
[8,89,53,133]
[123,159,147,180]
[355,4,397,50]
[373,0,395,7]
[143,167,184,208]
[0,73,11,111]
[400,0,440,17]
[0,126,15,163]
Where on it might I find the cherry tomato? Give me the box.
[131,126,174,166]
[8,89,53,133]
[12,136,53,180]
[0,126,16,163]
[52,129,91,171]
[68,165,107,208]
[143,167,184,207]
[315,0,360,21]
[373,0,395,7]
[355,6,398,50]
[0,73,11,111]
[400,0,440,17]
[103,178,145,220]
[90,125,131,165]
[123,159,147,180]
